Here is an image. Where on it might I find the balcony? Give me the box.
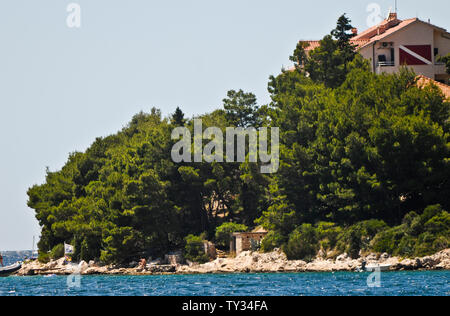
[377,61,395,67]
[432,60,446,74]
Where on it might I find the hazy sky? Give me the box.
[0,0,448,251]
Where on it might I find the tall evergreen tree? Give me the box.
[331,14,357,73]
[223,90,261,128]
[289,41,310,71]
[171,106,186,126]
[331,14,356,45]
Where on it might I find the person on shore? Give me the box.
[139,258,147,269]
[0,253,4,267]
[361,260,367,270]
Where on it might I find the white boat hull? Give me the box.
[365,264,391,272]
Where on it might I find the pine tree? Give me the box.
[223,90,261,128]
[331,14,355,45]
[171,106,186,126]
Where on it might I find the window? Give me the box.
[377,53,395,67]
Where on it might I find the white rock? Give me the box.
[78,261,89,273]
[336,253,348,261]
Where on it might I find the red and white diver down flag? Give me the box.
[399,45,432,65]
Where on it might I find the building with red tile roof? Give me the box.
[301,13,450,84]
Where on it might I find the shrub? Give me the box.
[38,252,51,264]
[371,225,406,254]
[414,232,437,257]
[432,236,449,252]
[363,220,389,237]
[337,220,388,258]
[402,211,419,226]
[409,215,424,237]
[282,224,319,261]
[424,211,450,234]
[215,222,248,249]
[371,205,449,257]
[396,235,416,257]
[409,205,443,237]
[422,204,443,221]
[49,244,65,260]
[184,234,209,264]
[260,231,286,253]
[315,222,342,250]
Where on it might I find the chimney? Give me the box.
[377,24,387,35]
[388,12,397,21]
[351,28,358,35]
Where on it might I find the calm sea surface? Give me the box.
[1,271,449,296]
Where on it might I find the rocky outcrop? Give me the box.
[15,258,179,276]
[391,249,450,271]
[177,249,307,274]
[15,249,450,276]
[176,248,450,274]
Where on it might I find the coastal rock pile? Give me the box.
[15,248,450,276]
[16,258,178,276]
[176,248,450,274]
[177,249,308,274]
[390,249,450,270]
[16,258,108,276]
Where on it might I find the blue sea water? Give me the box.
[1,251,32,266]
[1,271,449,296]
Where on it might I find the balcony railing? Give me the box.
[377,61,395,67]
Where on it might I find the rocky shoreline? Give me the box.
[15,248,450,276]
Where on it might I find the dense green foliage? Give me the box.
[371,204,450,257]
[335,220,388,258]
[28,15,449,264]
[184,234,209,264]
[260,59,449,228]
[282,224,319,261]
[215,223,248,249]
[291,14,357,88]
[260,231,286,253]
[28,106,266,263]
[438,54,450,75]
[223,90,262,128]
[50,244,65,260]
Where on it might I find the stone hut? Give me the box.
[164,250,184,265]
[230,228,268,255]
[203,241,217,260]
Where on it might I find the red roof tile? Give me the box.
[301,16,449,52]
[358,18,418,48]
[416,75,450,100]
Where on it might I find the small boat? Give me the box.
[0,262,22,277]
[365,264,391,272]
